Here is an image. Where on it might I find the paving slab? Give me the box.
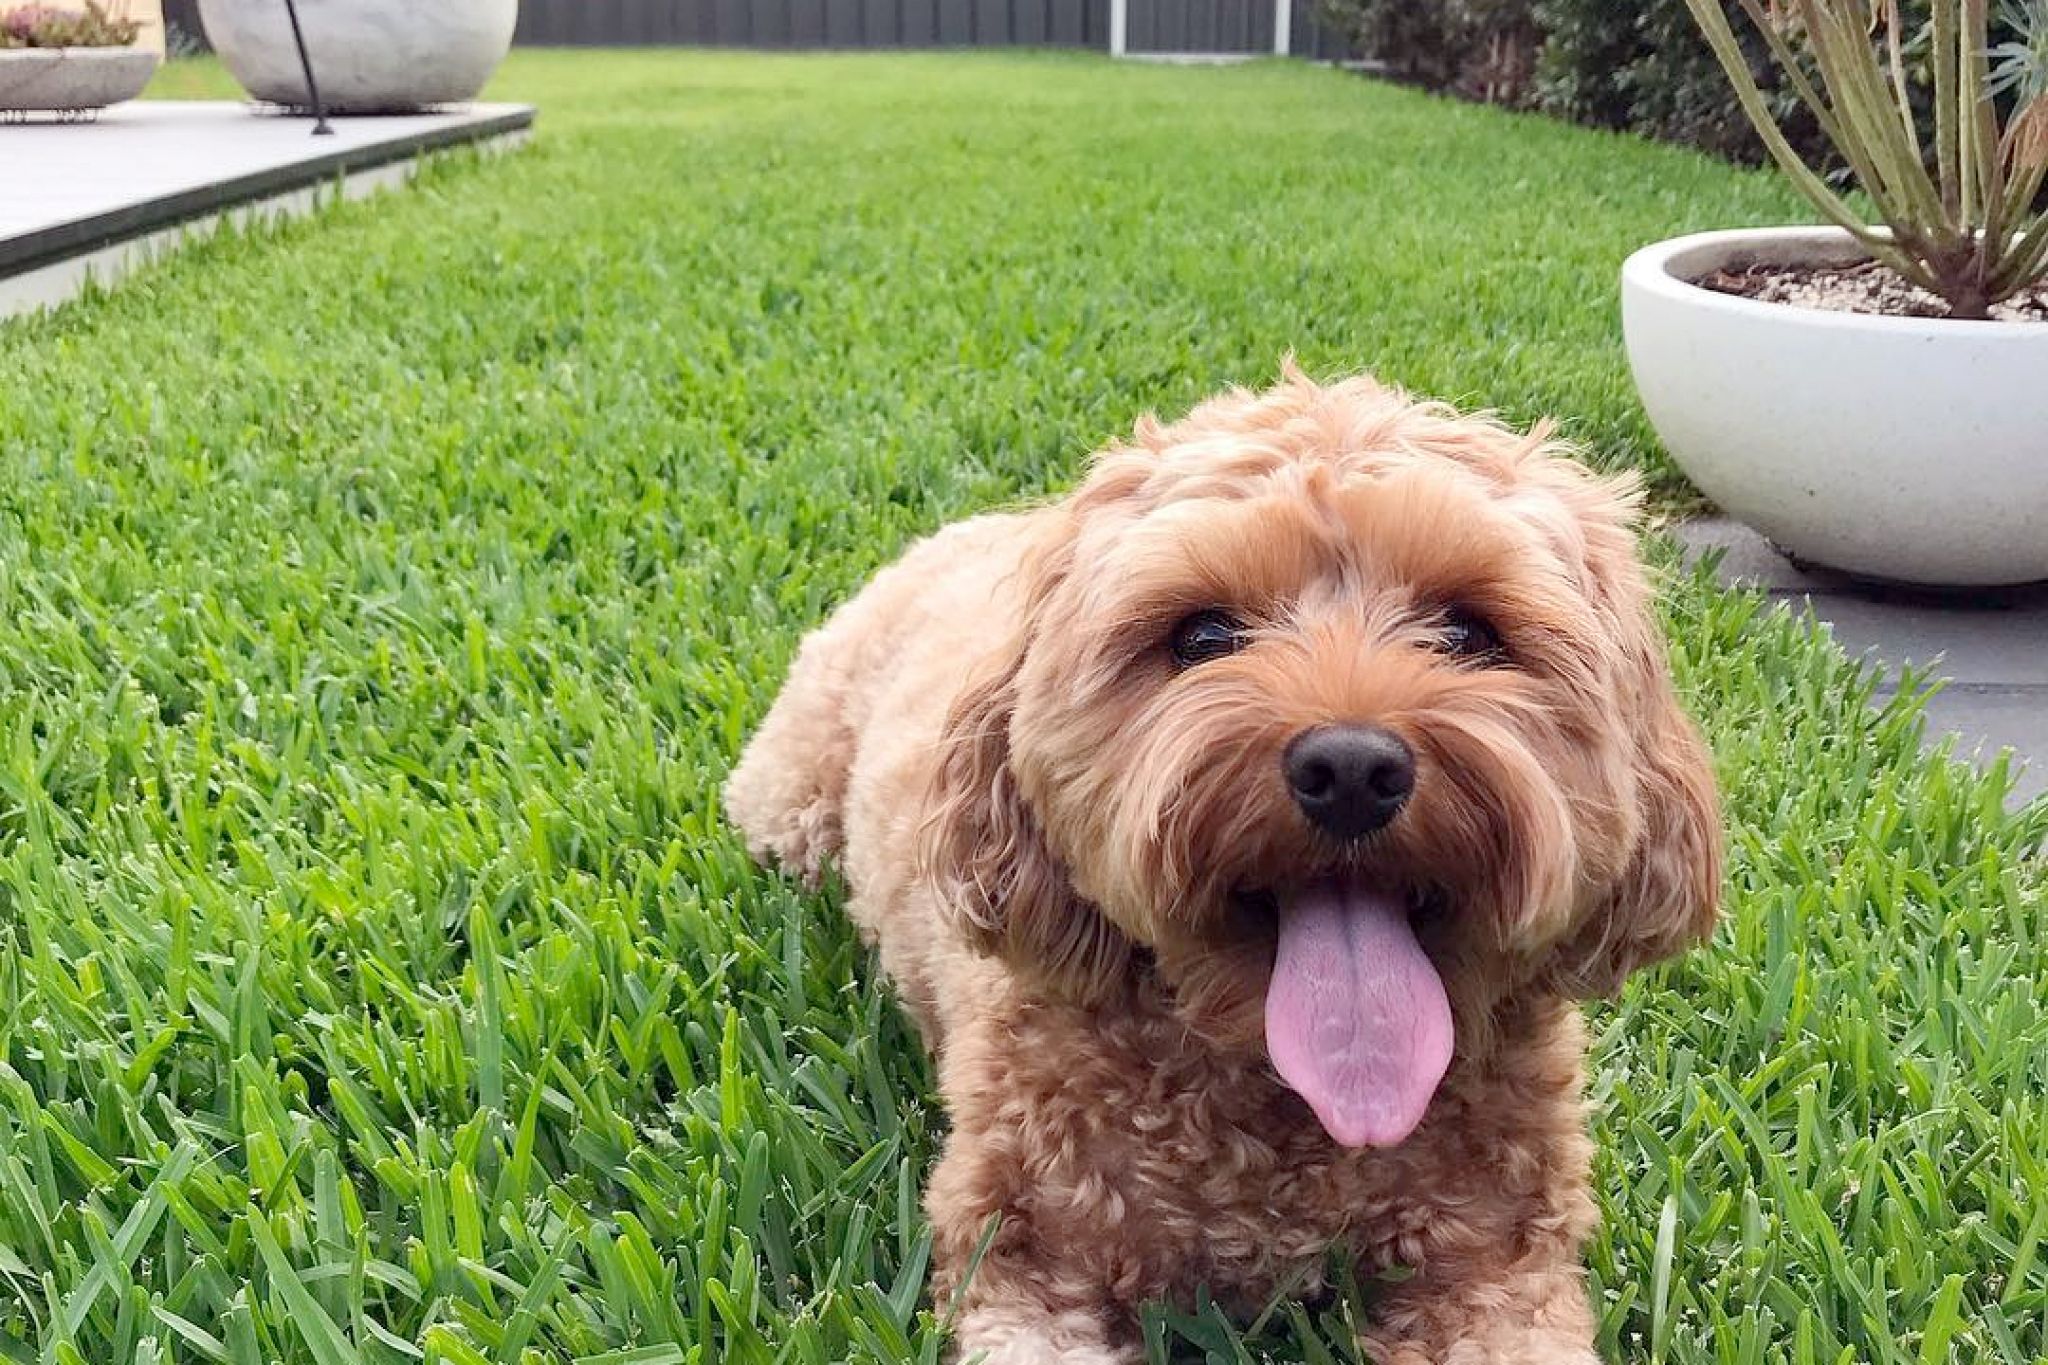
[1,99,533,320]
[1917,687,2048,788]
[1793,595,2048,691]
[1677,517,2048,807]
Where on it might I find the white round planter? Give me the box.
[1622,226,2048,587]
[198,0,516,114]
[0,47,158,114]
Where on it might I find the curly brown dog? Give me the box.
[725,369,1721,1364]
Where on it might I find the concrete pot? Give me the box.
[198,0,516,113]
[0,46,159,112]
[1622,226,2048,588]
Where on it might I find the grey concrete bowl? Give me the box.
[0,47,160,113]
[198,0,517,114]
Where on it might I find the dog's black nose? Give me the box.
[1284,725,1415,840]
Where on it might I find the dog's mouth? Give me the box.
[1239,877,1454,1150]
[1233,884,1448,928]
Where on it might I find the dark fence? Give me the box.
[517,0,1106,47]
[1287,1,1352,61]
[1122,0,1350,58]
[165,0,1353,58]
[1128,0,1272,53]
[514,0,1351,53]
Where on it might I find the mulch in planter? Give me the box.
[1695,258,2048,323]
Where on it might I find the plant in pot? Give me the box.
[0,1,158,119]
[198,0,517,115]
[1621,0,2048,587]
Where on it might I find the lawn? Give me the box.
[2,49,2043,1365]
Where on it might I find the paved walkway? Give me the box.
[1678,518,2048,806]
[1,100,532,321]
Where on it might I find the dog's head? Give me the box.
[921,371,1720,1147]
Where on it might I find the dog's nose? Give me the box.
[1284,725,1415,840]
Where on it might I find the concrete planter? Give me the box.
[198,0,516,114]
[1622,227,2048,588]
[0,46,159,114]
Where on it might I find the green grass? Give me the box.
[1,49,2042,1365]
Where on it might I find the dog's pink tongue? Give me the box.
[1265,884,1453,1148]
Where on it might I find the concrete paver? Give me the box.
[1,99,532,319]
[1676,517,2047,807]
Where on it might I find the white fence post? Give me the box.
[1110,0,1127,56]
[1272,0,1290,55]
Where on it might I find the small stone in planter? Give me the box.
[1694,258,2048,323]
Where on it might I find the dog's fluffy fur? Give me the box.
[725,370,1721,1364]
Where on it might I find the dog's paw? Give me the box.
[1373,1338,1600,1365]
[960,1340,1133,1365]
[951,1307,1138,1365]
[1536,1348,1600,1365]
[1471,1345,1598,1365]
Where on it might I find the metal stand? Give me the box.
[279,0,333,135]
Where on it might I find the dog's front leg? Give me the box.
[944,1302,1137,1365]
[925,1131,1142,1365]
[1361,1244,1601,1365]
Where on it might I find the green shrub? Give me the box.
[1316,0,1544,105]
[1321,0,1821,151]
[1527,0,1642,129]
[1536,0,1825,163]
[1329,0,2031,178]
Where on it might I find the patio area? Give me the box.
[0,98,532,319]
[1682,519,2048,805]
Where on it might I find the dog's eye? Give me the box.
[1169,610,1247,668]
[1433,606,1504,662]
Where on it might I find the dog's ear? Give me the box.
[918,523,1136,1009]
[1537,476,1723,998]
[1548,685,1721,997]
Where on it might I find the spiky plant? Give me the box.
[1684,0,2048,318]
[0,0,140,49]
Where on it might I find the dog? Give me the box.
[725,369,1721,1364]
